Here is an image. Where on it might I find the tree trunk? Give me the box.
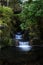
[38,17,43,40]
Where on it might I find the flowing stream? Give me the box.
[14,32,32,51]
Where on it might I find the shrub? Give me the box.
[0,6,13,46]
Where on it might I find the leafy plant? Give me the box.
[0,6,13,46]
[18,0,43,39]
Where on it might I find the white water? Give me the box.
[19,41,29,45]
[15,32,32,51]
[17,41,32,51]
[15,34,22,40]
[21,0,28,3]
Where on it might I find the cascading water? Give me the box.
[18,41,32,51]
[14,32,32,51]
[15,34,22,40]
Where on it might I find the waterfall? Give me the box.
[17,41,32,51]
[14,32,23,40]
[15,34,22,40]
[14,32,32,51]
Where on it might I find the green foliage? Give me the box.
[0,6,13,22]
[0,6,13,46]
[18,0,43,38]
[9,0,19,8]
